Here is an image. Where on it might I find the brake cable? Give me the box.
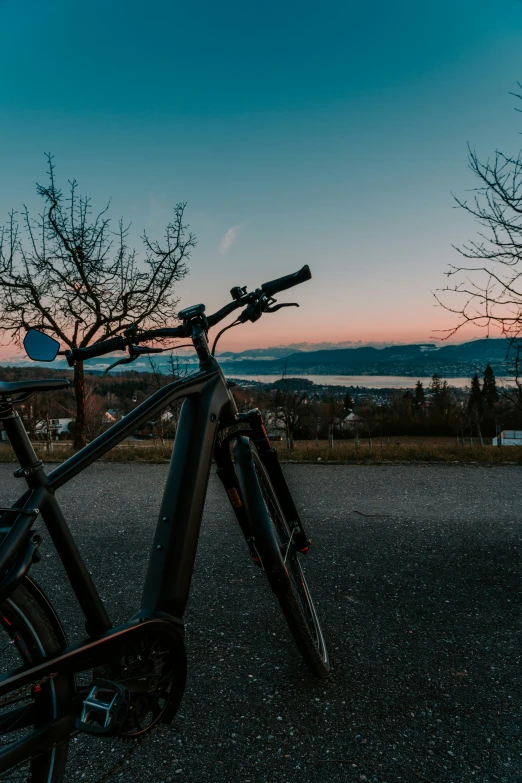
[211,319,241,356]
[210,298,299,356]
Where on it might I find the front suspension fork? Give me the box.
[245,409,310,553]
[215,409,311,557]
[214,448,261,566]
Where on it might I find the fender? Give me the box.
[232,436,289,594]
[22,575,69,650]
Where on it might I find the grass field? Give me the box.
[0,437,520,464]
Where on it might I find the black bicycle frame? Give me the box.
[0,267,318,774]
[0,350,312,774]
[0,355,236,641]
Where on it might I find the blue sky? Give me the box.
[2,0,522,350]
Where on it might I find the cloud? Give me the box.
[219,224,242,254]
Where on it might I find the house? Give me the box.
[343,412,363,432]
[491,430,522,446]
[35,418,74,438]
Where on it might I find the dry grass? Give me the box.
[0,442,174,464]
[0,438,521,465]
[274,442,522,464]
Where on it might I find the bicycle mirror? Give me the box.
[23,330,61,362]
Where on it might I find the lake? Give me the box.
[228,373,516,389]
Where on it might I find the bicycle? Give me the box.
[0,264,329,781]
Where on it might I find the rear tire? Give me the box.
[234,441,330,677]
[0,584,70,782]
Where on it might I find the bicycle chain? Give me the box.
[0,673,58,710]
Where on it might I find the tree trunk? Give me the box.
[328,424,334,449]
[286,426,293,450]
[73,362,87,450]
[477,420,484,447]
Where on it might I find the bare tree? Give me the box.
[447,399,468,447]
[269,369,308,450]
[319,394,344,449]
[435,89,522,345]
[357,398,380,449]
[146,353,190,443]
[83,385,108,442]
[504,338,522,411]
[0,155,195,448]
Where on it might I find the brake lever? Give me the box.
[104,345,164,374]
[264,302,299,313]
[105,356,137,375]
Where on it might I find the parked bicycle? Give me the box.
[0,265,329,781]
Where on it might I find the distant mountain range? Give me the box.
[216,338,517,378]
[1,338,517,379]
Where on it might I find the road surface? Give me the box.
[0,463,520,783]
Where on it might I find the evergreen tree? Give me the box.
[440,379,451,405]
[482,364,499,408]
[343,391,355,411]
[430,373,442,396]
[467,374,483,414]
[467,373,485,446]
[413,380,425,410]
[430,374,451,414]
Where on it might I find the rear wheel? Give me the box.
[236,443,330,677]
[0,584,70,782]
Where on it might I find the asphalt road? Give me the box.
[0,463,521,783]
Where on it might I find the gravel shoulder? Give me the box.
[0,463,520,783]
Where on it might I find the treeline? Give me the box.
[1,363,521,446]
[233,366,522,447]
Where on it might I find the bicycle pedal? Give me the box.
[75,678,130,736]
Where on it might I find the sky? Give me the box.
[1,0,522,354]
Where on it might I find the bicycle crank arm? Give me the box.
[0,617,184,700]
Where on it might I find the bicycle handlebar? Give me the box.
[67,265,312,363]
[69,336,128,362]
[261,264,311,297]
[206,300,243,328]
[207,264,312,327]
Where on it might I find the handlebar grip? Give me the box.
[261,265,312,298]
[71,336,127,361]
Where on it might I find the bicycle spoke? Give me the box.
[282,526,298,564]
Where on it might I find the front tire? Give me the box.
[234,440,330,677]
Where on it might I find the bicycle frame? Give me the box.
[0,353,243,769]
[0,267,318,774]
[0,355,236,639]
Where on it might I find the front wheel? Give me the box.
[234,440,330,677]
